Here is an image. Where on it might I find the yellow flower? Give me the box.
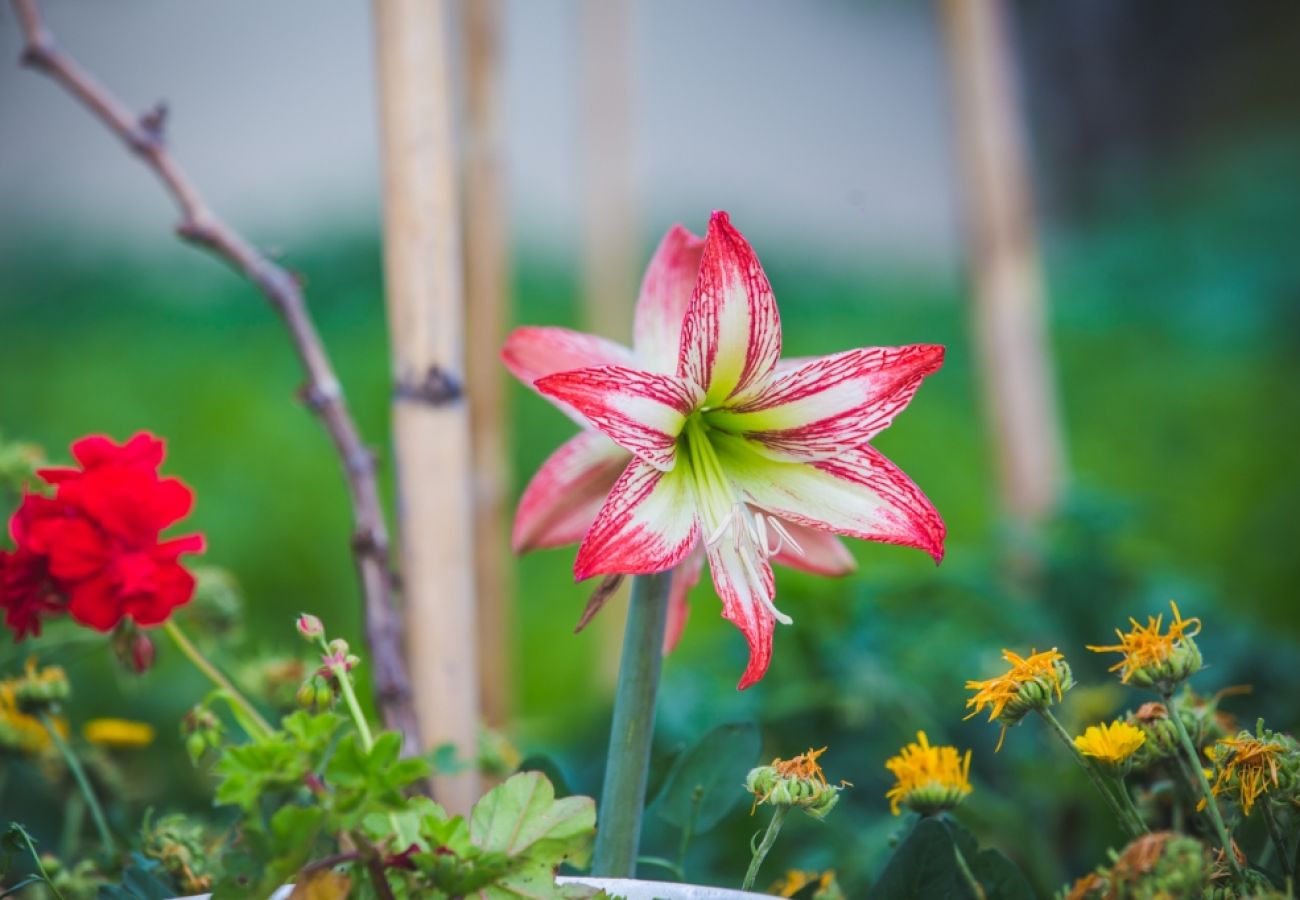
[0,681,51,755]
[769,870,840,898]
[884,731,972,815]
[83,718,156,749]
[1074,720,1146,766]
[965,648,1072,750]
[1087,601,1201,690]
[1207,733,1291,815]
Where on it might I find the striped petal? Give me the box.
[705,536,778,690]
[771,519,857,576]
[663,546,705,655]
[634,224,705,374]
[513,432,630,553]
[678,212,782,405]
[535,367,699,471]
[574,458,700,580]
[502,326,635,426]
[718,436,945,563]
[711,345,944,462]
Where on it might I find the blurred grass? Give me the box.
[1,136,1299,890]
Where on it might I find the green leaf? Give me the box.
[471,771,596,864]
[654,721,761,832]
[516,754,574,798]
[96,853,175,900]
[282,710,343,751]
[213,736,311,810]
[867,817,970,900]
[942,819,1034,900]
[968,848,1035,900]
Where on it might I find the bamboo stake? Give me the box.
[938,0,1066,525]
[6,0,422,749]
[462,0,514,730]
[579,0,638,688]
[372,0,481,812]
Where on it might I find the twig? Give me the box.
[9,0,421,750]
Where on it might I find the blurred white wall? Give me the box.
[0,0,959,269]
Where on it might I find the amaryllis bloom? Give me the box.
[0,432,205,637]
[503,212,944,688]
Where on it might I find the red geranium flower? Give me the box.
[0,432,205,638]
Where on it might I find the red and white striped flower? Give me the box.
[503,211,945,689]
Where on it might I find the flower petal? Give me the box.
[705,537,777,690]
[663,546,704,655]
[719,436,945,563]
[711,345,944,461]
[535,367,699,471]
[678,211,782,405]
[770,519,857,576]
[68,573,123,631]
[634,224,705,373]
[501,326,636,427]
[574,459,699,580]
[513,432,630,552]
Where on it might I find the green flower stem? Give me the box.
[741,804,788,892]
[592,571,673,878]
[1115,776,1148,836]
[1038,708,1145,838]
[38,711,114,856]
[164,620,273,739]
[1261,802,1294,881]
[675,786,704,880]
[330,658,374,753]
[952,840,987,900]
[1161,691,1246,887]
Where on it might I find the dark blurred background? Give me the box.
[1,1,1298,894]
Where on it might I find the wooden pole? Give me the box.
[939,0,1066,525]
[372,0,481,812]
[579,0,637,688]
[462,0,514,729]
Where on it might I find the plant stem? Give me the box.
[952,840,987,900]
[742,805,788,892]
[1162,691,1246,887]
[1038,708,1145,838]
[675,786,703,881]
[591,571,673,878]
[164,620,273,739]
[38,711,114,856]
[1115,776,1147,835]
[332,661,375,753]
[1262,802,1294,881]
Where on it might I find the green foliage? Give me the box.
[97,853,175,900]
[655,722,761,834]
[361,772,598,899]
[867,817,1032,900]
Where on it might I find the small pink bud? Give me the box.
[130,633,156,674]
[296,613,324,641]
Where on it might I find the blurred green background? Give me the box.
[3,2,1300,896]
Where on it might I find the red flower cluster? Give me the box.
[0,433,205,639]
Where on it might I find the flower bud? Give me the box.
[13,659,70,713]
[296,613,325,642]
[746,747,846,820]
[111,622,156,674]
[180,706,223,764]
[297,674,337,713]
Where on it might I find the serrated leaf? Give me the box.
[654,721,761,832]
[470,771,596,871]
[282,711,343,751]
